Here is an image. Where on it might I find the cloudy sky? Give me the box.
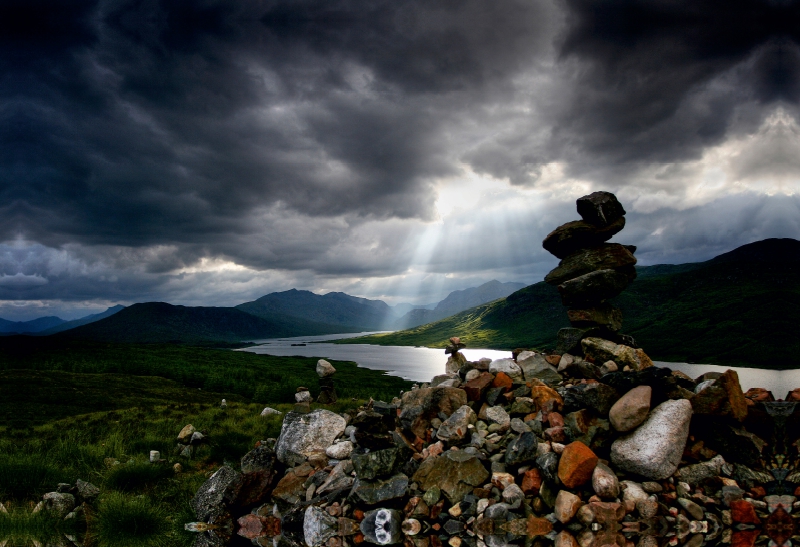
[2,0,799,320]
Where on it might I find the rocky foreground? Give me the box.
[188,353,800,547]
[188,191,800,547]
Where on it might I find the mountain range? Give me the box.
[55,302,320,344]
[0,305,125,335]
[0,280,522,344]
[342,238,800,369]
[3,238,796,367]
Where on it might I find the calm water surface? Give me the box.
[241,333,799,397]
[240,332,511,382]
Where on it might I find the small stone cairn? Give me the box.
[187,191,796,547]
[176,423,208,459]
[317,359,338,405]
[295,387,313,413]
[445,337,467,374]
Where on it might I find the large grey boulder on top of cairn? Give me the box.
[275,409,346,465]
[610,399,693,480]
[316,359,336,377]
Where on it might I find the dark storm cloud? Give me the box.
[467,0,800,185]
[554,0,800,165]
[1,0,556,256]
[2,0,800,314]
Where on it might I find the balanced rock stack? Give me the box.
[445,337,467,374]
[542,192,651,370]
[295,387,313,413]
[176,423,208,459]
[317,359,338,405]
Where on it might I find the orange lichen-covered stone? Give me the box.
[731,530,759,547]
[464,372,494,401]
[521,468,543,496]
[730,499,761,524]
[558,441,599,489]
[744,387,774,405]
[526,516,554,537]
[531,385,564,413]
[492,371,514,390]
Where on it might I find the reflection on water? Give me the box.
[240,334,512,383]
[0,503,85,547]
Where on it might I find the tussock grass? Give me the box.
[105,461,175,493]
[91,492,170,547]
[0,455,70,501]
[0,503,69,545]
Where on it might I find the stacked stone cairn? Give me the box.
[542,191,646,367]
[188,192,797,547]
[446,337,468,374]
[176,423,209,459]
[0,477,101,545]
[318,359,339,405]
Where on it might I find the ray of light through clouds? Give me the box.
[1,0,799,320]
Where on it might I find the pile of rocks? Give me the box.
[177,423,209,459]
[31,478,99,521]
[446,338,468,374]
[188,351,797,547]
[188,192,795,547]
[293,359,339,412]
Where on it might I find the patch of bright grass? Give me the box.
[0,342,413,418]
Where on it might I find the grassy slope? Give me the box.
[57,302,352,344]
[0,338,412,406]
[342,284,569,351]
[0,343,412,544]
[0,396,368,546]
[0,370,246,426]
[338,257,800,369]
[616,260,800,367]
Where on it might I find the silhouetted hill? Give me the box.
[0,315,65,334]
[39,305,126,335]
[708,238,800,264]
[341,239,800,369]
[391,302,436,316]
[57,302,346,344]
[236,289,396,330]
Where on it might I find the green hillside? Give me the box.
[57,301,348,344]
[339,239,800,369]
